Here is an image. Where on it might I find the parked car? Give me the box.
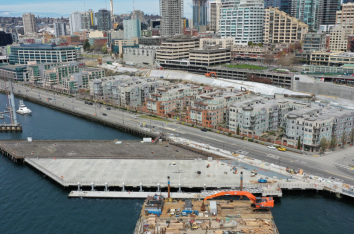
[88,102,93,105]
[84,101,88,104]
[258,178,268,183]
[102,113,107,116]
[201,128,207,132]
[132,115,137,119]
[267,145,276,149]
[106,107,111,110]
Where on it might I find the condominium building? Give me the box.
[57,68,105,92]
[9,44,78,65]
[219,0,264,45]
[69,11,82,35]
[96,9,112,31]
[53,22,67,37]
[210,0,221,32]
[0,65,27,81]
[123,19,141,39]
[199,38,234,49]
[284,105,354,152]
[160,0,183,37]
[189,47,231,66]
[329,26,354,51]
[186,88,249,128]
[263,7,309,44]
[295,0,322,30]
[228,96,310,136]
[336,2,354,29]
[22,13,36,35]
[303,31,327,52]
[156,37,199,63]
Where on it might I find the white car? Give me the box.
[267,145,276,149]
[132,115,137,119]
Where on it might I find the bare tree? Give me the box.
[263,53,274,65]
[341,132,347,148]
[350,128,354,143]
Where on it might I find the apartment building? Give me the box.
[210,0,221,32]
[9,44,78,65]
[53,22,67,38]
[186,88,249,128]
[296,31,327,61]
[145,84,200,117]
[228,96,310,136]
[284,105,354,152]
[156,37,199,63]
[22,13,36,35]
[321,0,342,25]
[263,7,309,44]
[123,19,141,39]
[160,0,183,37]
[199,38,234,49]
[0,65,27,81]
[189,47,231,66]
[329,26,354,51]
[310,51,354,66]
[336,2,354,29]
[219,0,264,45]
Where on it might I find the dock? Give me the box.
[0,124,22,132]
[68,191,201,199]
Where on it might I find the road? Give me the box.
[6,82,354,185]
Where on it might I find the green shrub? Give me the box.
[248,139,253,142]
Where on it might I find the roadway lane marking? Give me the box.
[325,170,354,181]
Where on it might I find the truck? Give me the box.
[170,208,176,216]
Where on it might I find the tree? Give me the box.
[102,46,107,54]
[350,128,354,143]
[263,53,274,65]
[248,41,253,46]
[297,136,301,149]
[320,137,328,153]
[237,124,240,135]
[341,132,346,148]
[330,135,338,151]
[83,39,90,51]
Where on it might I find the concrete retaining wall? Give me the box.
[295,81,354,100]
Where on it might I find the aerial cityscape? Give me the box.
[1,0,354,233]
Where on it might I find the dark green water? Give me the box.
[0,94,354,234]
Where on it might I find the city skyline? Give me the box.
[0,0,194,18]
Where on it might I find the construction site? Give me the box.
[134,191,278,234]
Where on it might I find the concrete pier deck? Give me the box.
[68,191,201,199]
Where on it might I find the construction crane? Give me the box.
[201,191,274,212]
[110,0,115,24]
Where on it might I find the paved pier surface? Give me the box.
[68,191,200,199]
[0,140,223,160]
[26,158,268,188]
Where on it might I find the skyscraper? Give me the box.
[264,0,281,8]
[123,19,142,39]
[96,9,112,31]
[22,13,37,35]
[193,0,207,27]
[69,11,82,35]
[295,0,323,30]
[210,0,221,32]
[321,0,341,25]
[160,0,183,37]
[280,0,296,16]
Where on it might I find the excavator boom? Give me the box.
[203,191,274,209]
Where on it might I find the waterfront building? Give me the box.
[160,0,183,37]
[9,44,78,65]
[123,19,141,40]
[219,0,264,45]
[22,13,36,35]
[263,7,309,44]
[0,65,27,81]
[69,11,82,35]
[58,68,105,92]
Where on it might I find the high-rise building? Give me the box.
[96,9,112,31]
[193,0,207,27]
[131,10,145,22]
[321,0,341,25]
[336,2,354,29]
[69,11,82,35]
[160,0,183,37]
[123,19,141,39]
[295,0,322,30]
[219,0,264,45]
[0,31,13,46]
[210,0,221,32]
[263,7,309,44]
[22,13,37,35]
[54,22,67,37]
[280,0,296,16]
[329,25,353,51]
[264,0,281,8]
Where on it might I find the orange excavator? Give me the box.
[205,72,217,79]
[201,191,274,212]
